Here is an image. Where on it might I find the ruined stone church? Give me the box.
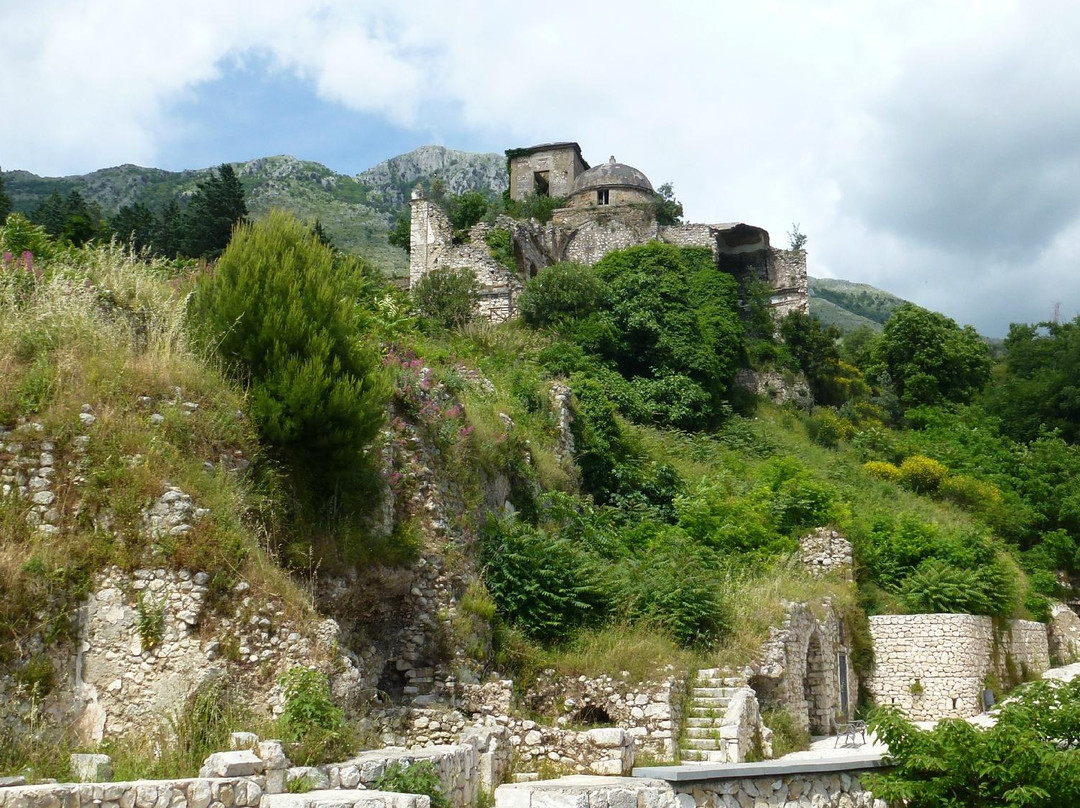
[409,141,808,321]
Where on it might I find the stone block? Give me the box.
[585,728,624,749]
[257,740,291,770]
[200,750,265,778]
[70,753,112,782]
[231,732,260,750]
[286,768,331,791]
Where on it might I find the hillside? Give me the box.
[2,146,507,279]
[808,277,909,332]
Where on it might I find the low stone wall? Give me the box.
[496,760,889,808]
[325,745,476,808]
[732,369,811,407]
[0,777,264,808]
[868,614,1051,720]
[522,671,685,759]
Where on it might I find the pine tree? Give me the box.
[153,200,182,258]
[0,168,11,223]
[180,163,248,259]
[110,203,156,252]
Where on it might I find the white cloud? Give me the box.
[4,0,1080,333]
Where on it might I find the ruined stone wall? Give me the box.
[658,224,718,255]
[520,671,685,759]
[1049,603,1080,664]
[509,148,585,201]
[868,614,1050,720]
[409,194,454,289]
[799,528,853,580]
[555,207,659,265]
[751,602,855,735]
[767,248,809,316]
[732,369,812,407]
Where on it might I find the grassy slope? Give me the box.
[809,277,909,332]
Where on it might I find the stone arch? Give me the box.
[804,628,833,735]
[571,705,613,727]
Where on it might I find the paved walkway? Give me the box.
[773,659,1080,763]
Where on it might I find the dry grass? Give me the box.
[0,244,316,656]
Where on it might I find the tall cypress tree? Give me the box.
[180,163,249,259]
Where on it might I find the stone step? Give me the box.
[683,737,726,750]
[688,707,730,720]
[263,791,426,808]
[680,749,727,763]
[685,727,726,740]
[688,697,731,709]
[691,686,741,699]
[686,717,724,728]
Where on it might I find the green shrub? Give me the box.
[374,762,450,808]
[620,532,728,648]
[518,263,606,328]
[939,474,1002,509]
[481,515,609,644]
[412,266,481,329]
[136,592,165,650]
[278,667,351,765]
[484,228,515,272]
[899,455,949,493]
[863,460,902,483]
[190,210,388,503]
[760,707,811,757]
[805,408,853,449]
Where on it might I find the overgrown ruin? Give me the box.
[409,142,809,321]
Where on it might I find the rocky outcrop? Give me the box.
[359,147,506,209]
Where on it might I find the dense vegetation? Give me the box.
[5,184,1080,787]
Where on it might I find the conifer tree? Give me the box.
[153,199,182,258]
[190,209,388,507]
[180,163,248,259]
[110,202,156,252]
[0,168,11,223]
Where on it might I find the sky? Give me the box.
[3,0,1080,336]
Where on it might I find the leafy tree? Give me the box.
[654,182,684,226]
[412,267,480,329]
[787,223,808,251]
[110,203,156,252]
[0,169,10,222]
[388,213,410,253]
[181,163,248,259]
[518,262,607,329]
[190,209,388,503]
[592,243,744,426]
[873,303,991,409]
[984,317,1080,443]
[867,679,1080,807]
[445,190,489,235]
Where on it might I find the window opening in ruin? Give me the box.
[571,705,613,727]
[952,697,958,709]
[597,189,610,205]
[838,652,850,719]
[534,171,550,197]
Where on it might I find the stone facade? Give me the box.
[409,142,809,323]
[799,528,853,580]
[750,602,857,736]
[868,614,1050,720]
[1049,603,1080,665]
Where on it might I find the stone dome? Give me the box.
[572,156,654,195]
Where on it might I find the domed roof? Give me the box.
[573,156,654,194]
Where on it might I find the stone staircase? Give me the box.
[680,667,746,763]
